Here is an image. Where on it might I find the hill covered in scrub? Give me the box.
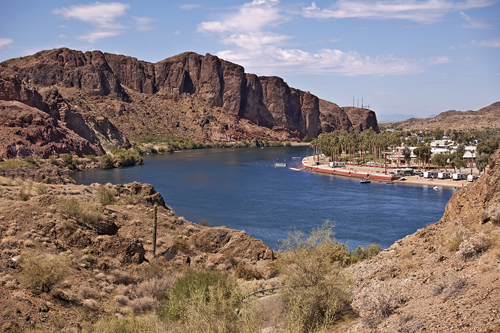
[387,101,500,131]
[0,48,377,158]
[0,149,499,332]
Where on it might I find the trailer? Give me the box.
[452,173,468,181]
[467,174,480,182]
[438,172,451,179]
[423,171,438,179]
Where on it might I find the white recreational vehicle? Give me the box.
[438,172,451,179]
[452,173,468,181]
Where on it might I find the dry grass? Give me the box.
[86,314,167,333]
[98,185,116,206]
[57,196,100,225]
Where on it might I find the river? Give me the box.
[70,146,456,250]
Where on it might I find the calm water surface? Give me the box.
[71,147,456,250]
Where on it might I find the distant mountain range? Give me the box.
[377,113,421,122]
[386,102,500,131]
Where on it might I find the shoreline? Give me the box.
[301,156,471,189]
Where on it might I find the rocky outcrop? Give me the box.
[319,99,353,133]
[343,107,379,132]
[0,100,103,158]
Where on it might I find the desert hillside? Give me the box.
[0,48,377,158]
[388,102,500,131]
[332,148,500,332]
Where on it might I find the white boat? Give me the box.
[274,162,287,167]
[359,177,371,184]
[289,167,302,172]
[433,186,439,190]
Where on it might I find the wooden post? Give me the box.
[153,204,157,256]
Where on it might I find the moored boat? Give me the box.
[360,177,371,184]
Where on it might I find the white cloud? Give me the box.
[179,4,202,10]
[0,37,13,48]
[221,32,292,49]
[198,1,286,33]
[217,45,424,76]
[53,2,151,43]
[429,56,451,64]
[173,30,181,36]
[460,12,494,29]
[53,2,129,28]
[133,16,155,31]
[302,0,497,24]
[78,31,124,43]
[471,37,500,48]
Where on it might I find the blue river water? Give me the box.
[70,146,456,250]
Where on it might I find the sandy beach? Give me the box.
[302,155,472,189]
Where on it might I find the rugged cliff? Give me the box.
[0,48,379,157]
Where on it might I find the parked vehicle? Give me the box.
[452,173,468,181]
[438,172,451,179]
[467,174,480,182]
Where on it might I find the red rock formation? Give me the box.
[0,48,379,147]
[0,100,103,158]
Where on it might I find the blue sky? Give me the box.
[0,0,499,118]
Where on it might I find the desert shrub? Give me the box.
[446,228,467,251]
[98,185,116,206]
[275,221,352,332]
[0,159,26,170]
[18,250,72,293]
[272,141,283,147]
[234,263,263,281]
[87,314,165,333]
[111,269,138,285]
[84,154,97,162]
[157,146,165,153]
[110,148,144,167]
[199,220,211,227]
[350,244,382,264]
[128,296,158,314]
[352,279,409,328]
[57,197,99,225]
[79,285,100,299]
[284,141,292,146]
[160,269,262,333]
[18,187,30,201]
[24,156,37,166]
[36,184,48,195]
[62,154,73,165]
[49,155,58,164]
[173,238,190,254]
[131,277,176,300]
[99,154,114,170]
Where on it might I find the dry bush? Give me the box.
[83,299,98,310]
[98,185,116,206]
[78,285,99,299]
[160,269,263,333]
[398,314,423,333]
[128,296,157,314]
[18,250,72,293]
[445,276,468,300]
[234,263,263,281]
[114,295,130,306]
[57,197,99,225]
[458,232,492,260]
[482,205,500,225]
[86,314,166,333]
[275,221,352,333]
[36,184,48,195]
[111,269,138,285]
[130,276,176,300]
[352,279,409,328]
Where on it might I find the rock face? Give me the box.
[0,100,103,158]
[0,48,379,156]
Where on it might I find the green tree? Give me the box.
[476,153,489,173]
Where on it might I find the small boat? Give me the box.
[291,156,301,160]
[289,167,302,172]
[359,177,371,184]
[433,186,439,190]
[274,162,287,167]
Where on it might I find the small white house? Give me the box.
[453,173,468,181]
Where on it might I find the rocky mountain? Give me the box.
[0,48,378,158]
[387,102,500,131]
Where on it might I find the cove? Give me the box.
[70,146,456,250]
